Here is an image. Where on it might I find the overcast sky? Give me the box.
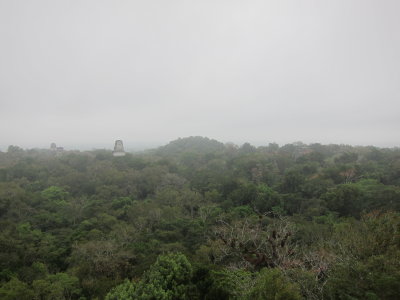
[0,0,399,151]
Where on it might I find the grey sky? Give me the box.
[0,0,399,150]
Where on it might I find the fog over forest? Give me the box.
[1,2,400,300]
[1,0,400,150]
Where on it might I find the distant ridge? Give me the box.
[155,136,226,155]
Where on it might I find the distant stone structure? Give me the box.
[113,140,126,157]
[50,143,64,152]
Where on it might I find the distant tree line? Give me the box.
[0,137,399,299]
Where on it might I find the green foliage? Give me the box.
[204,268,252,299]
[0,277,34,300]
[157,136,225,157]
[252,183,285,214]
[105,279,136,300]
[334,152,358,164]
[323,183,363,217]
[249,268,303,300]
[32,272,82,300]
[325,212,400,299]
[281,170,306,193]
[41,186,69,202]
[105,253,193,300]
[134,253,193,300]
[1,139,400,299]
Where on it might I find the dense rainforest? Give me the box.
[0,136,399,299]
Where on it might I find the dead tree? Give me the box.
[213,214,297,270]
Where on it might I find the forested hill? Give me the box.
[0,138,399,299]
[155,136,226,156]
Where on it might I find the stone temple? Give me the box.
[50,143,64,152]
[113,140,126,157]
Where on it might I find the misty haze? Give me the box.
[0,1,399,300]
[1,1,399,150]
